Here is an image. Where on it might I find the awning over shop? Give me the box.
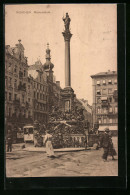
[98,125,118,131]
[101,97,107,101]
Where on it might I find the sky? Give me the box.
[5,4,117,105]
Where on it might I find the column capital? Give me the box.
[62,31,72,42]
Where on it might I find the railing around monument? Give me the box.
[47,120,99,148]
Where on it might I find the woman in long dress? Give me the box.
[44,130,55,157]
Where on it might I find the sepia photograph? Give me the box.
[5,4,118,178]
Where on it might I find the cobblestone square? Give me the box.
[6,138,118,177]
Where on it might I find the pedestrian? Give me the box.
[44,130,55,158]
[108,136,117,160]
[84,135,88,150]
[100,127,111,162]
[7,129,13,152]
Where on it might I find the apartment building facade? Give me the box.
[91,70,118,134]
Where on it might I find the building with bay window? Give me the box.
[5,40,33,140]
[91,70,118,135]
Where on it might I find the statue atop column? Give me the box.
[62,13,71,32]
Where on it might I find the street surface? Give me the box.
[6,137,118,177]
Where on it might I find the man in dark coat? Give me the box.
[7,130,13,152]
[100,127,111,161]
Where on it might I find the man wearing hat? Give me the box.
[100,127,111,161]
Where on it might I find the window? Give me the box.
[102,89,107,95]
[109,118,112,123]
[97,107,101,114]
[37,93,39,99]
[22,95,24,103]
[37,83,39,89]
[34,82,35,88]
[40,93,42,100]
[9,93,12,101]
[98,118,101,124]
[114,79,117,84]
[9,108,11,117]
[9,77,12,86]
[108,80,112,84]
[40,103,42,110]
[14,94,17,100]
[96,90,101,95]
[40,76,41,82]
[8,63,12,72]
[108,88,112,94]
[97,81,100,85]
[28,98,30,102]
[28,85,30,90]
[109,96,112,103]
[28,111,31,117]
[115,106,118,113]
[103,118,107,124]
[14,79,17,88]
[109,107,113,112]
[103,108,107,114]
[24,70,26,77]
[103,80,106,85]
[14,65,17,73]
[34,91,36,98]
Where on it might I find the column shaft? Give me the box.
[65,40,71,87]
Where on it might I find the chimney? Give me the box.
[108,70,110,72]
[56,81,60,87]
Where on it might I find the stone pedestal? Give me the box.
[60,87,75,112]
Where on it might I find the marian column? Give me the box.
[62,13,72,87]
[60,13,75,113]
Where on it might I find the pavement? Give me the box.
[6,137,118,177]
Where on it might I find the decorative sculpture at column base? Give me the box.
[60,86,76,113]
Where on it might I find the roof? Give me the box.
[91,70,117,78]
